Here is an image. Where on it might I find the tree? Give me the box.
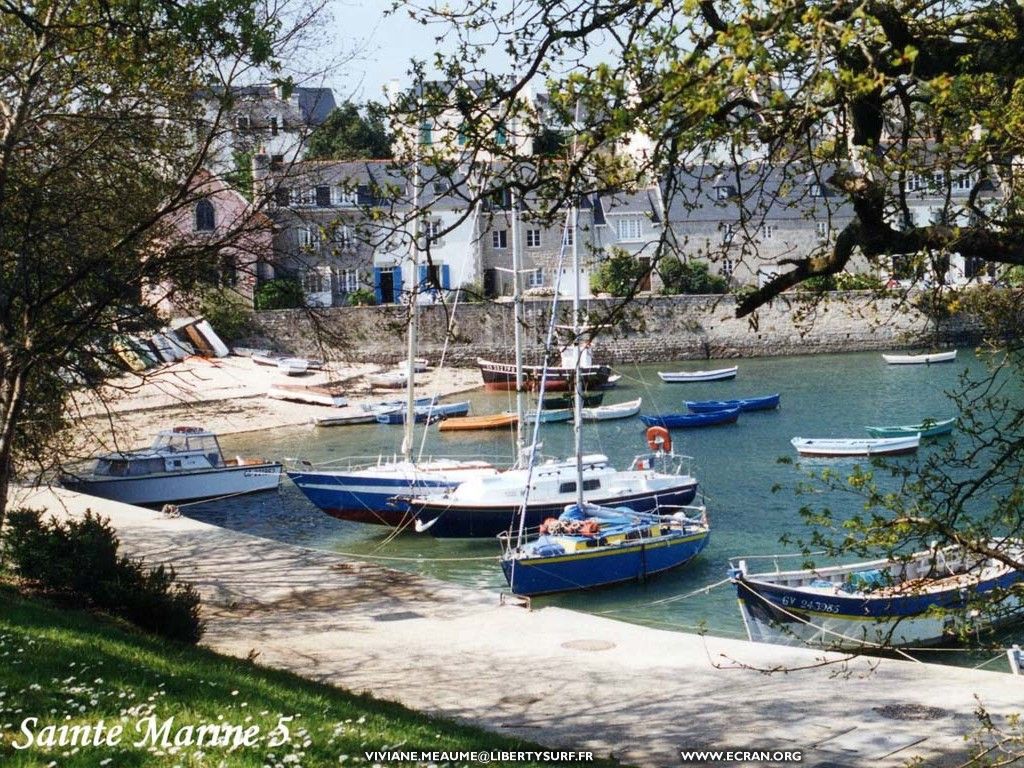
[0,0,319,536]
[306,101,394,159]
[658,258,727,295]
[590,248,649,296]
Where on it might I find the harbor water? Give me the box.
[190,348,1017,664]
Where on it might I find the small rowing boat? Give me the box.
[882,350,957,365]
[639,407,740,429]
[581,397,642,421]
[865,417,955,439]
[267,383,348,407]
[658,366,737,383]
[791,435,920,457]
[438,413,518,432]
[685,394,779,413]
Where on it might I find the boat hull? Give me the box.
[640,408,740,429]
[865,418,955,439]
[685,394,780,413]
[415,481,699,539]
[438,413,518,431]
[477,359,612,391]
[734,571,1024,650]
[63,463,282,505]
[882,351,957,365]
[503,529,709,596]
[791,436,920,457]
[658,367,737,383]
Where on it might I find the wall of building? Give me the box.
[251,291,979,365]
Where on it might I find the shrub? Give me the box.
[591,248,649,296]
[346,287,376,306]
[658,257,728,294]
[4,509,204,643]
[199,288,254,341]
[254,277,304,310]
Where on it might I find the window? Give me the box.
[194,199,215,232]
[335,187,358,206]
[315,186,331,207]
[715,184,736,200]
[268,115,279,136]
[492,229,508,249]
[762,224,775,240]
[722,224,735,245]
[495,123,507,146]
[456,125,468,146]
[527,267,544,287]
[809,183,824,197]
[616,217,643,242]
[297,226,321,250]
[333,225,353,249]
[526,229,541,248]
[235,115,251,130]
[419,122,433,145]
[291,188,315,206]
[432,179,450,196]
[563,227,574,246]
[816,221,829,241]
[721,258,735,280]
[339,268,360,293]
[426,219,443,244]
[952,172,975,194]
[274,186,290,206]
[270,154,284,165]
[301,269,325,294]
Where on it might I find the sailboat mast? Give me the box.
[511,188,526,453]
[571,200,584,510]
[402,154,421,461]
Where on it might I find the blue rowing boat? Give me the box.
[685,393,780,413]
[375,400,471,424]
[639,408,740,429]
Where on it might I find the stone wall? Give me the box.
[251,291,981,365]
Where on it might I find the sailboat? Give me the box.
[411,202,700,539]
[287,162,501,526]
[498,199,709,596]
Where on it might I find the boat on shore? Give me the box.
[375,400,470,425]
[640,408,740,429]
[367,370,410,389]
[311,408,378,427]
[791,435,920,457]
[581,397,642,421]
[882,350,957,365]
[61,426,281,505]
[499,502,710,596]
[658,366,738,383]
[729,541,1024,649]
[268,383,348,407]
[865,417,955,439]
[685,394,780,413]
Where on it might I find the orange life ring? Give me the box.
[646,426,672,453]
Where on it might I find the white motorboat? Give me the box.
[791,435,921,457]
[61,426,281,505]
[658,366,738,382]
[882,350,957,365]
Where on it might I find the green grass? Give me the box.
[0,587,619,767]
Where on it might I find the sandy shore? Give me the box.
[69,355,484,454]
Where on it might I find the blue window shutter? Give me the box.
[418,264,428,289]
[393,267,403,304]
[373,267,382,304]
[441,264,451,289]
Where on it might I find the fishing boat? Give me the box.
[438,413,518,432]
[477,344,613,392]
[865,417,955,439]
[541,391,604,410]
[729,540,1024,650]
[658,366,738,383]
[640,408,740,429]
[375,400,470,424]
[685,394,780,413]
[499,502,710,596]
[581,397,642,421]
[311,407,378,427]
[267,383,348,407]
[791,435,920,457]
[882,350,957,365]
[61,426,281,505]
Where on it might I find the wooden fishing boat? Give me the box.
[524,408,572,423]
[640,407,740,429]
[658,366,738,383]
[367,370,410,389]
[791,435,920,457]
[581,397,642,421]
[865,417,955,439]
[267,383,348,407]
[500,502,710,596]
[277,357,309,376]
[685,394,780,413]
[882,350,957,365]
[438,413,518,432]
[730,540,1024,649]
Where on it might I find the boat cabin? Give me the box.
[93,427,225,477]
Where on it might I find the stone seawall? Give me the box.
[252,291,980,365]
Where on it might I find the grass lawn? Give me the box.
[0,587,619,767]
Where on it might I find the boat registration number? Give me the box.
[780,595,840,614]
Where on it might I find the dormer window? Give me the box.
[715,184,736,200]
[809,183,824,197]
[235,115,251,130]
[268,115,279,136]
[194,199,215,232]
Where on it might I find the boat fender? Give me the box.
[539,517,560,534]
[646,425,672,453]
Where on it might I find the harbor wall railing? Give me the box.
[251,291,982,366]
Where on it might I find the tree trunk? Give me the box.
[0,370,25,564]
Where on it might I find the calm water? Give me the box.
[187,348,1017,664]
